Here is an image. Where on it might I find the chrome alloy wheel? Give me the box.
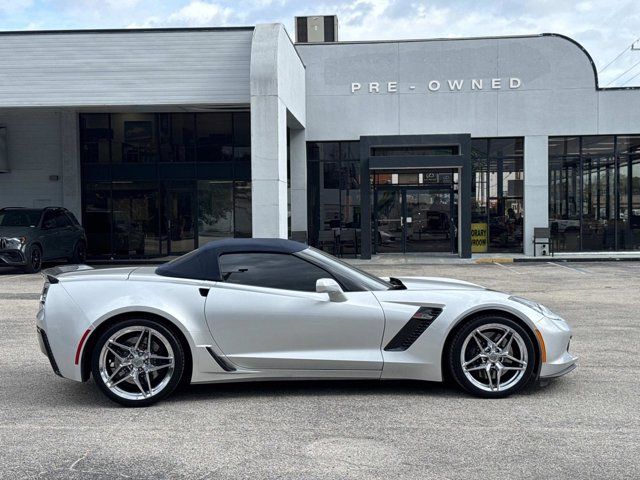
[98,327,175,401]
[460,323,528,393]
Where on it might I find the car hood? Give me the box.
[0,226,34,237]
[380,276,486,291]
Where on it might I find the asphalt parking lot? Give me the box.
[0,261,638,479]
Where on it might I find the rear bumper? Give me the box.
[0,248,26,266]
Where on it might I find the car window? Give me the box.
[54,211,72,228]
[41,211,58,229]
[219,253,336,292]
[65,211,80,226]
[0,210,41,227]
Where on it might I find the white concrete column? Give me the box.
[289,128,307,235]
[60,110,82,221]
[249,23,306,239]
[251,96,288,238]
[523,135,549,255]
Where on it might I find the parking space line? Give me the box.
[492,262,523,274]
[547,262,588,274]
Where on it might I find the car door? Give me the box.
[204,252,385,371]
[39,210,62,260]
[54,210,77,258]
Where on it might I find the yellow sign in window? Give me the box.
[471,223,488,253]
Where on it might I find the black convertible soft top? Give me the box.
[155,238,308,282]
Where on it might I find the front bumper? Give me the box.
[0,248,26,266]
[537,315,578,379]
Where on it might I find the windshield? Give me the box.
[298,247,392,291]
[0,210,41,228]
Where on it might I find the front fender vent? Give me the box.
[384,307,442,352]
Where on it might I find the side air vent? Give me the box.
[384,307,442,352]
[206,347,236,372]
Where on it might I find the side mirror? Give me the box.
[316,278,347,302]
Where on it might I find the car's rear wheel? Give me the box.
[448,315,535,398]
[70,240,87,264]
[23,245,42,273]
[91,319,184,407]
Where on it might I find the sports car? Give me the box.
[36,238,577,407]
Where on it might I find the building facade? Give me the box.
[0,22,639,258]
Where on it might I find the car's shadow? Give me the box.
[11,372,558,411]
[171,379,457,403]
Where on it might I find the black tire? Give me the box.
[448,315,536,398]
[91,318,185,407]
[70,240,87,264]
[23,244,43,274]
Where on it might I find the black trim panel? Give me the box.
[384,307,442,351]
[206,347,236,372]
[38,328,62,376]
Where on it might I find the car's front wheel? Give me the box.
[23,244,42,273]
[448,315,536,398]
[91,319,184,407]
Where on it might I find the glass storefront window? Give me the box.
[471,138,524,253]
[197,181,234,246]
[196,113,233,162]
[307,141,361,255]
[549,135,640,251]
[80,114,110,164]
[80,112,251,258]
[112,182,161,256]
[158,113,195,163]
[111,113,158,164]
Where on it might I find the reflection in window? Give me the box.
[79,112,251,258]
[234,181,252,237]
[220,252,332,291]
[307,142,361,256]
[549,135,640,251]
[196,113,233,162]
[159,113,195,163]
[111,114,158,164]
[198,181,233,246]
[80,114,110,164]
[471,138,524,253]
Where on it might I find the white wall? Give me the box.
[0,29,253,107]
[0,109,65,209]
[296,34,618,140]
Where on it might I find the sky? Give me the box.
[0,0,639,87]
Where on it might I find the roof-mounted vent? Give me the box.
[295,15,338,43]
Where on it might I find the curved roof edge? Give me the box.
[541,33,640,91]
[297,31,640,91]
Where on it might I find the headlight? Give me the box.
[509,296,564,321]
[4,237,27,249]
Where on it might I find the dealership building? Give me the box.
[0,17,639,259]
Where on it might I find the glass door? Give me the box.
[405,189,454,253]
[164,182,196,255]
[374,189,404,253]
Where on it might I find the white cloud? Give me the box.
[130,1,235,28]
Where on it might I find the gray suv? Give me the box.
[0,207,87,273]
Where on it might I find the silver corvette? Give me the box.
[36,239,577,407]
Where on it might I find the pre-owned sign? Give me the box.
[351,78,522,94]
